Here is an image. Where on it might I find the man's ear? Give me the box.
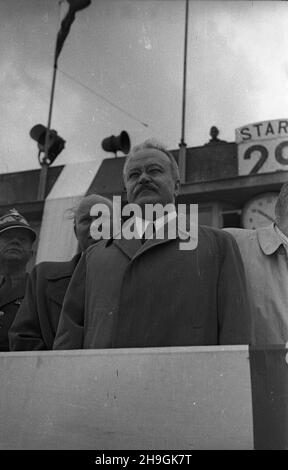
[73,222,77,238]
[174,179,180,197]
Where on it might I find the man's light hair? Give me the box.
[275,182,288,224]
[64,194,114,231]
[123,138,180,183]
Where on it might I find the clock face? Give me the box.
[241,192,279,230]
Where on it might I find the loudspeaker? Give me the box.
[101,131,131,155]
[30,124,66,165]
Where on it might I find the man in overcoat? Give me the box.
[9,194,113,350]
[225,183,288,344]
[53,139,251,349]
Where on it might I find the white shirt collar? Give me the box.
[134,210,177,238]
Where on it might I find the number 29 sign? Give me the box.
[236,119,288,175]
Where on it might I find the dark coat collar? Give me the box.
[45,252,82,280]
[106,213,194,260]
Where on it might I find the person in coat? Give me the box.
[9,194,113,350]
[225,182,288,344]
[53,139,251,350]
[0,209,36,351]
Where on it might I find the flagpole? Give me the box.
[178,0,189,184]
[37,42,59,200]
[37,0,91,200]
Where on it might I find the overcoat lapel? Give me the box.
[46,279,71,306]
[113,237,142,259]
[45,253,81,306]
[112,214,195,259]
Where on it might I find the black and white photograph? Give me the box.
[0,0,287,454]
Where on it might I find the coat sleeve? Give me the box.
[217,232,251,345]
[9,268,47,351]
[8,267,48,351]
[53,254,86,350]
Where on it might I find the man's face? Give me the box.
[124,148,180,209]
[74,198,112,250]
[0,228,33,265]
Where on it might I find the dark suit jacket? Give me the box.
[0,274,28,351]
[9,253,81,350]
[53,225,251,350]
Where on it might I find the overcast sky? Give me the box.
[1,0,288,173]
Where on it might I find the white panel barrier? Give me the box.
[0,346,255,450]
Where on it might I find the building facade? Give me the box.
[1,119,287,265]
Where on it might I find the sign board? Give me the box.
[236,119,288,175]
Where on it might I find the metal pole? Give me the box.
[178,0,189,184]
[36,2,91,200]
[37,46,59,201]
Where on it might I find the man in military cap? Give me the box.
[0,208,36,351]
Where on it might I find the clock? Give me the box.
[241,192,279,229]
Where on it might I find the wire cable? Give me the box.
[58,68,149,128]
